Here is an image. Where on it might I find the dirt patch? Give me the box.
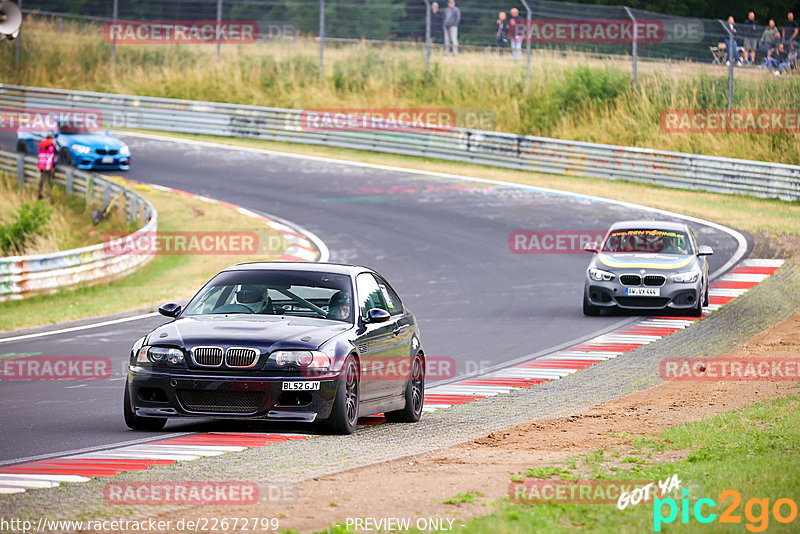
[138,311,800,533]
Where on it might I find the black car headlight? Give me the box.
[136,346,185,365]
[588,268,616,281]
[268,350,330,370]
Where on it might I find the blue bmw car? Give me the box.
[16,120,130,171]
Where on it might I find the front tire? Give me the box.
[326,356,360,434]
[583,292,601,316]
[385,354,424,423]
[123,386,167,431]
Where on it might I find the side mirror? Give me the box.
[364,308,391,324]
[583,241,599,253]
[158,302,182,318]
[697,245,714,256]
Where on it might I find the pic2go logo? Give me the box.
[654,489,798,532]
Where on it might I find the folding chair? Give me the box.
[709,42,727,65]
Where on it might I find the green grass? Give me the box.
[442,490,484,506]
[0,170,133,255]
[3,17,800,165]
[0,180,287,331]
[461,394,800,533]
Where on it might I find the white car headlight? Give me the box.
[72,144,92,154]
[119,145,130,156]
[136,346,185,365]
[269,350,330,369]
[588,268,616,281]
[670,271,700,283]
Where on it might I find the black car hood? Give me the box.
[146,315,351,352]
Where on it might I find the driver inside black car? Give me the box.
[326,290,351,321]
[236,285,275,314]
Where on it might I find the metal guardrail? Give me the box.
[0,148,157,302]
[2,85,799,202]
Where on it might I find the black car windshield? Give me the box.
[602,229,693,255]
[183,270,354,322]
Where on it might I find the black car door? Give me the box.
[354,272,396,401]
[375,275,414,397]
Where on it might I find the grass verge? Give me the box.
[456,393,800,533]
[0,179,288,332]
[127,130,800,237]
[0,170,133,255]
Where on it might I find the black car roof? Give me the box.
[607,220,690,232]
[223,262,369,276]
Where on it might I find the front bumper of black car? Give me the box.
[126,366,340,422]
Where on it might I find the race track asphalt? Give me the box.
[0,133,745,463]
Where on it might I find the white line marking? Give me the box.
[0,312,159,344]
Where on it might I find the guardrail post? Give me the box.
[65,167,74,197]
[624,6,637,91]
[86,175,93,205]
[16,154,25,186]
[103,182,110,206]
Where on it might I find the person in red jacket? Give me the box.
[37,132,57,200]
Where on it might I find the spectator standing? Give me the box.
[783,12,799,43]
[725,16,742,66]
[742,12,758,65]
[37,133,57,201]
[509,7,524,60]
[496,11,509,52]
[760,32,782,69]
[442,0,461,56]
[430,2,443,45]
[760,19,778,48]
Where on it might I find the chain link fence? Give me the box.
[11,0,800,106]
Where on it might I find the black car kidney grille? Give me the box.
[225,348,259,368]
[620,274,642,286]
[177,390,264,413]
[192,347,223,366]
[644,275,666,286]
[96,148,107,155]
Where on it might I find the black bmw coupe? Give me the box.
[124,263,424,434]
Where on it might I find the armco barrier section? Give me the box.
[2,85,799,201]
[0,149,157,302]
